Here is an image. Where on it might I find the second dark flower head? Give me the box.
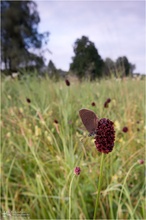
[65,79,70,86]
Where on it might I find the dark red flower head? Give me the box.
[104,102,109,108]
[65,79,70,86]
[106,98,111,103]
[104,98,111,108]
[26,98,31,103]
[94,118,115,154]
[91,102,96,106]
[54,119,59,124]
[122,127,128,133]
[74,167,81,175]
[138,159,144,164]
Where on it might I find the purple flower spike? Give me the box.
[74,167,81,175]
[94,118,115,154]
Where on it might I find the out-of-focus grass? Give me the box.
[1,75,145,219]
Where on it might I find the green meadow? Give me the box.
[1,75,145,219]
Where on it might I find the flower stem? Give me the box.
[69,174,75,220]
[116,161,138,219]
[93,153,105,219]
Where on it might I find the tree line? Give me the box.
[1,0,135,79]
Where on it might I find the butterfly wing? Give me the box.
[79,109,99,133]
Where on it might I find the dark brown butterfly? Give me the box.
[79,108,99,136]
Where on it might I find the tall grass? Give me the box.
[1,75,145,219]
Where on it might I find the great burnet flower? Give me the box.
[106,98,111,103]
[138,159,144,164]
[74,167,81,175]
[104,102,108,108]
[54,119,59,124]
[65,79,70,86]
[91,102,96,106]
[104,98,111,108]
[122,126,128,133]
[26,98,31,103]
[94,118,115,154]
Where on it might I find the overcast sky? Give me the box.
[36,0,145,74]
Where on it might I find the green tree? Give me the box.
[70,36,104,80]
[116,56,135,77]
[104,58,115,76]
[1,0,49,74]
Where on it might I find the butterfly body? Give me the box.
[88,130,97,137]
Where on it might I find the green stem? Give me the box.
[69,174,75,220]
[93,153,105,219]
